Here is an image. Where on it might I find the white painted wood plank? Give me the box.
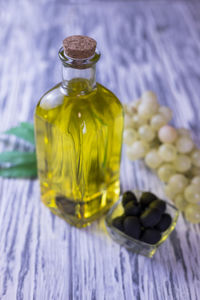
[0,1,200,300]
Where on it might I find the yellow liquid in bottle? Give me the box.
[34,79,124,227]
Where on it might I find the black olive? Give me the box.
[122,191,138,207]
[124,202,142,217]
[140,192,157,208]
[155,213,172,232]
[140,229,161,244]
[149,199,166,214]
[140,207,162,228]
[124,216,141,239]
[112,216,125,231]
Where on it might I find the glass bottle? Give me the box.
[34,35,124,227]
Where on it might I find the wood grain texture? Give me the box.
[0,1,200,299]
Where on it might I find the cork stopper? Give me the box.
[63,35,97,59]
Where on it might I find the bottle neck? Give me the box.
[58,47,100,96]
[61,64,96,96]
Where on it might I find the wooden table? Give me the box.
[0,1,200,299]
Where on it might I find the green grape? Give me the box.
[124,95,199,224]
[145,150,163,169]
[150,114,168,131]
[123,129,138,146]
[138,103,154,120]
[132,114,147,128]
[158,144,177,162]
[126,141,149,161]
[191,176,200,186]
[184,184,200,204]
[184,204,200,224]
[138,125,155,142]
[176,136,194,154]
[164,184,177,200]
[174,155,191,173]
[174,194,187,211]
[157,164,175,182]
[168,174,188,194]
[191,149,200,167]
[158,125,177,144]
[124,101,141,115]
[124,115,134,128]
[141,91,159,115]
[129,99,141,113]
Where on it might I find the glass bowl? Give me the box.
[105,190,179,258]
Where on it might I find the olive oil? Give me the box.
[34,36,124,227]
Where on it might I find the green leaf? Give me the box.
[0,162,37,178]
[20,122,34,130]
[0,151,36,166]
[5,122,35,145]
[0,123,37,178]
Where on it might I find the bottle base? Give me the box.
[41,181,120,228]
[48,202,113,228]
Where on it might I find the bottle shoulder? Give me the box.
[35,82,123,126]
[36,82,122,108]
[96,83,122,108]
[36,83,63,110]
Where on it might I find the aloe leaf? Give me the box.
[0,151,36,166]
[5,122,35,145]
[0,162,37,178]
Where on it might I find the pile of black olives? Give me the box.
[112,191,172,245]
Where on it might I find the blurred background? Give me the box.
[1,0,200,137]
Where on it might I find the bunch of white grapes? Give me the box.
[123,91,200,224]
